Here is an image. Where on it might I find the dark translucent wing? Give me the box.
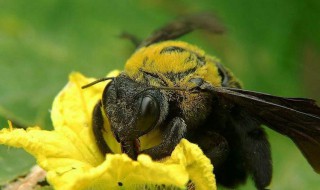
[202,84,320,173]
[119,32,141,47]
[138,13,225,48]
[226,88,320,117]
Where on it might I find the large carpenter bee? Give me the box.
[83,14,320,189]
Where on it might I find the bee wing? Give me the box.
[203,84,320,173]
[138,13,225,48]
[226,88,320,116]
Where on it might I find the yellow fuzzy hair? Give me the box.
[124,41,223,88]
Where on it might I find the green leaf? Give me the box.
[0,146,35,185]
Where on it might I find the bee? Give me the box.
[82,14,320,189]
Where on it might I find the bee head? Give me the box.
[101,73,169,144]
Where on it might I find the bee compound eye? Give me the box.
[136,95,160,133]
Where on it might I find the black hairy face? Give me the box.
[101,74,169,157]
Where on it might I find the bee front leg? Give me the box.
[92,101,112,156]
[140,117,187,160]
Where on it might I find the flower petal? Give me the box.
[0,71,217,190]
[0,127,91,171]
[47,139,214,190]
[168,139,216,190]
[51,71,121,165]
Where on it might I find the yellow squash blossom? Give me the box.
[0,71,216,190]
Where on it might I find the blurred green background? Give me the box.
[0,0,319,189]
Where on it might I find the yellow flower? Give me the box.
[0,72,216,190]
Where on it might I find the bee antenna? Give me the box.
[81,77,114,89]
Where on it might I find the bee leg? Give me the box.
[192,132,229,169]
[232,114,272,190]
[140,117,187,160]
[92,101,112,155]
